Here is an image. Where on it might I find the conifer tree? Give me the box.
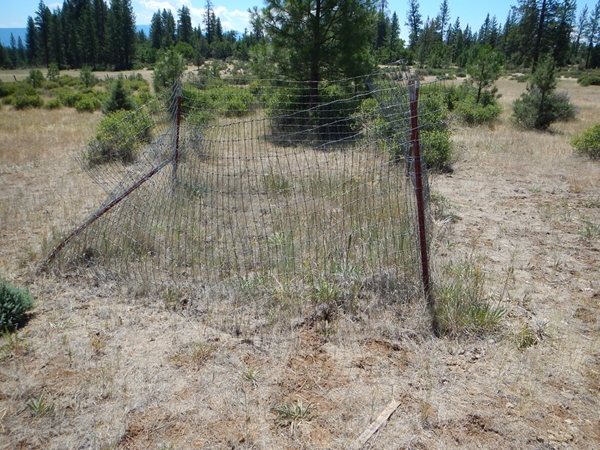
[261,0,376,108]
[26,16,38,65]
[178,6,193,44]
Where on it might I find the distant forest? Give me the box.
[0,0,599,71]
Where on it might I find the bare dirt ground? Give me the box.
[0,78,599,449]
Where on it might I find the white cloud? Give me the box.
[214,6,250,32]
[135,0,250,32]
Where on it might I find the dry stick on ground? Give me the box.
[350,399,401,450]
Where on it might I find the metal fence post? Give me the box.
[409,80,433,310]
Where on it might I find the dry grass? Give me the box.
[0,76,599,449]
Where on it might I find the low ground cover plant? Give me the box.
[0,279,35,330]
[571,123,600,159]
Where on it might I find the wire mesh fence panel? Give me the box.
[45,67,447,334]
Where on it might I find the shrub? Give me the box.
[182,85,256,120]
[512,55,576,131]
[26,69,45,88]
[46,63,59,82]
[571,124,600,159]
[134,88,153,106]
[42,81,60,90]
[58,75,80,87]
[102,75,136,113]
[153,48,186,94]
[0,79,17,98]
[455,101,502,126]
[419,85,453,171]
[0,279,35,330]
[44,98,61,109]
[51,87,82,107]
[513,89,575,131]
[421,129,452,170]
[577,76,600,86]
[12,92,44,109]
[75,94,101,112]
[85,109,153,167]
[80,65,97,88]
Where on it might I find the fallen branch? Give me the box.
[350,399,401,450]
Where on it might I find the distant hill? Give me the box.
[0,29,26,47]
[1,25,151,47]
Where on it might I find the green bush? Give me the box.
[51,87,82,107]
[57,75,80,87]
[85,109,154,167]
[421,129,452,170]
[571,124,600,159]
[42,81,60,90]
[44,98,61,109]
[512,55,576,131]
[0,279,35,330]
[455,101,502,126]
[419,85,453,171]
[26,69,45,88]
[102,76,136,113]
[12,92,44,109]
[182,85,256,120]
[134,88,153,106]
[80,65,97,88]
[46,63,59,82]
[577,76,600,86]
[75,94,101,112]
[512,89,575,131]
[0,79,16,98]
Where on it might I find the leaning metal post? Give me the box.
[172,81,182,185]
[408,80,433,312]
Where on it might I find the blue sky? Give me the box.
[0,0,595,37]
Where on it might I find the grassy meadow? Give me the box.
[0,73,599,449]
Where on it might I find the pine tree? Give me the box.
[150,11,163,49]
[107,0,136,69]
[467,45,503,104]
[204,0,216,44]
[49,8,65,67]
[249,6,264,42]
[161,9,176,48]
[17,37,27,66]
[262,0,376,107]
[93,0,108,65]
[26,16,38,65]
[572,5,588,61]
[552,0,576,66]
[436,0,450,42]
[406,0,422,51]
[35,0,52,66]
[585,0,600,68]
[79,0,98,67]
[9,34,18,68]
[178,6,193,44]
[389,12,401,56]
[513,54,575,130]
[103,75,136,113]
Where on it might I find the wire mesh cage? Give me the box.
[43,66,449,332]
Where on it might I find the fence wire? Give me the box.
[46,67,447,317]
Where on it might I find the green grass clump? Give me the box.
[0,279,35,330]
[571,123,600,160]
[433,261,505,337]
